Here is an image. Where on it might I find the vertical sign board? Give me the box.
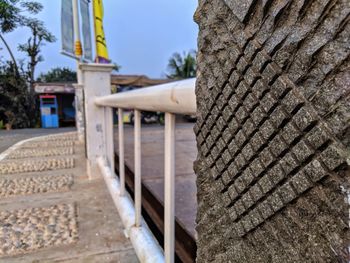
[61,0,75,56]
[80,0,93,61]
[93,0,110,63]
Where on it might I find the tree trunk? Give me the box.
[0,34,19,77]
[29,61,35,93]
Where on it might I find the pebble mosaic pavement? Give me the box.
[0,204,78,256]
[0,133,79,257]
[5,147,74,159]
[0,158,75,175]
[0,174,74,198]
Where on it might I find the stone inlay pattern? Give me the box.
[196,53,348,236]
[194,0,349,261]
[0,158,74,175]
[194,17,349,237]
[0,203,78,256]
[5,147,74,160]
[37,133,78,142]
[0,174,74,197]
[21,140,75,149]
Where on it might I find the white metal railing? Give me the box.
[94,77,196,263]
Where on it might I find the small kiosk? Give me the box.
[39,95,59,128]
[34,83,76,127]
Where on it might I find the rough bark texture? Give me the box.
[194,0,350,262]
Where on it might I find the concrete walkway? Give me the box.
[0,132,138,262]
[0,128,76,154]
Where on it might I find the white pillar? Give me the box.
[73,83,85,143]
[80,63,114,179]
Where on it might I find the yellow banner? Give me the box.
[93,0,109,63]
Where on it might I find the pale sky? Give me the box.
[1,0,199,78]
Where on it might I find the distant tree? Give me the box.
[38,67,77,83]
[18,18,56,92]
[112,62,121,72]
[0,60,33,128]
[0,0,43,76]
[167,50,197,79]
[0,1,56,129]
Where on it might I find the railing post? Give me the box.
[164,112,176,263]
[80,63,114,179]
[118,108,125,196]
[104,107,115,173]
[134,109,142,227]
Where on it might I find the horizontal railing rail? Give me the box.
[94,77,197,263]
[95,78,196,114]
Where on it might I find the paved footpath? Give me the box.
[0,132,138,262]
[0,128,75,154]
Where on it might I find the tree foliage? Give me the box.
[38,67,77,83]
[0,60,35,128]
[0,0,43,76]
[0,0,55,128]
[167,50,197,79]
[18,18,56,90]
[0,0,42,34]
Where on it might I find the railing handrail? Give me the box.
[95,78,197,114]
